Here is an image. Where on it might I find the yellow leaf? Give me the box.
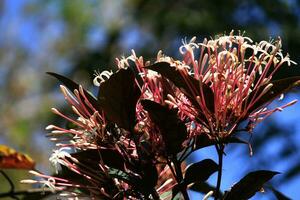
[0,145,35,170]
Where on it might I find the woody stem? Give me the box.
[215,144,224,200]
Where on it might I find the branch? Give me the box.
[0,170,51,199]
[172,158,189,200]
[214,144,224,200]
[0,188,52,199]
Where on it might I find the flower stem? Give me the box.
[151,188,160,200]
[172,158,189,200]
[215,144,224,200]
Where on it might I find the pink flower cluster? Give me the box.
[22,32,298,199]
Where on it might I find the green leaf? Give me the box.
[98,68,141,131]
[146,62,214,114]
[108,168,135,183]
[47,72,99,111]
[141,99,187,155]
[224,170,280,200]
[108,168,144,190]
[184,159,218,185]
[248,76,300,113]
[160,191,172,200]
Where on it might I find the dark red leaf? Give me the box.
[47,72,100,111]
[139,164,158,195]
[71,149,125,171]
[145,62,214,114]
[98,68,141,131]
[184,159,218,185]
[141,99,187,155]
[224,170,280,200]
[194,134,216,149]
[62,150,121,195]
[248,76,300,113]
[189,182,223,198]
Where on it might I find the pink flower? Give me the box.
[46,85,106,149]
[145,31,298,140]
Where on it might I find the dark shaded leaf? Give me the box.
[248,76,300,113]
[184,159,218,185]
[136,140,159,175]
[189,182,223,198]
[194,135,248,150]
[225,137,248,144]
[146,62,214,114]
[171,185,192,200]
[171,184,181,200]
[171,182,191,200]
[270,187,291,200]
[84,142,158,195]
[59,164,118,197]
[21,190,52,200]
[140,164,158,193]
[224,170,280,200]
[98,68,141,131]
[141,99,187,155]
[63,150,128,197]
[47,72,81,92]
[71,149,125,170]
[194,134,216,149]
[108,168,153,195]
[47,72,99,111]
[161,76,177,102]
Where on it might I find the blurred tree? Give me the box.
[0,0,299,199]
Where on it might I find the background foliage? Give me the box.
[0,0,300,199]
